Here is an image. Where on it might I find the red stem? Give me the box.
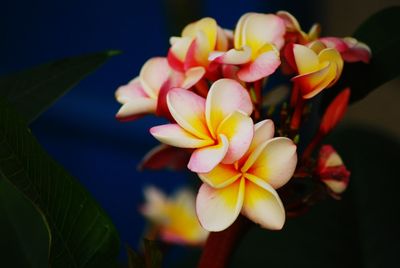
[302,131,324,160]
[290,95,305,131]
[198,216,251,268]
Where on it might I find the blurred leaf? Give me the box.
[0,98,120,267]
[323,6,400,106]
[143,239,163,268]
[0,177,51,268]
[0,50,120,123]
[126,241,162,268]
[127,247,145,268]
[230,125,400,267]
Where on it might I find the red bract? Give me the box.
[139,144,190,171]
[320,88,351,135]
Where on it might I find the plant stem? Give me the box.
[198,216,251,268]
[302,131,323,160]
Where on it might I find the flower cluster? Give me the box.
[116,11,370,238]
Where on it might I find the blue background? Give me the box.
[0,0,314,255]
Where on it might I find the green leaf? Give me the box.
[324,6,400,105]
[0,97,120,267]
[0,50,120,123]
[0,177,51,268]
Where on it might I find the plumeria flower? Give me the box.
[167,17,231,73]
[277,10,320,44]
[210,13,285,82]
[196,119,297,231]
[141,186,209,246]
[150,78,254,173]
[289,41,344,99]
[318,37,372,63]
[115,57,205,121]
[316,145,350,197]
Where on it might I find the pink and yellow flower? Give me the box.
[141,186,209,246]
[150,78,254,173]
[167,17,230,73]
[115,57,205,121]
[277,10,320,44]
[196,119,297,231]
[211,13,285,82]
[316,145,350,196]
[318,37,372,63]
[290,42,344,99]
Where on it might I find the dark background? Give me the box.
[1,0,398,263]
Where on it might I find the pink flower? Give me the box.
[115,57,205,121]
[289,42,344,98]
[167,18,231,72]
[318,37,371,63]
[316,145,350,196]
[196,120,297,231]
[150,79,254,173]
[211,13,285,82]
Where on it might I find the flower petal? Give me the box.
[185,31,211,69]
[150,124,213,148]
[115,78,148,104]
[182,67,206,89]
[196,178,245,232]
[168,36,193,72]
[206,79,253,137]
[234,13,253,49]
[141,186,167,220]
[116,98,156,121]
[277,10,301,32]
[198,163,241,188]
[342,37,371,63]
[246,137,297,189]
[237,50,281,82]
[292,61,331,99]
[249,119,275,152]
[318,48,343,85]
[319,37,348,53]
[216,26,230,51]
[182,17,217,51]
[139,57,171,98]
[242,179,285,230]
[167,88,210,140]
[242,13,286,51]
[319,37,371,63]
[293,44,319,74]
[218,111,254,164]
[210,46,252,65]
[188,134,229,173]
